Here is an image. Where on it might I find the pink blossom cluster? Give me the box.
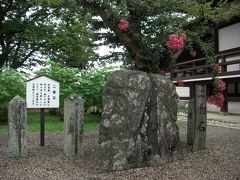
[215,64,222,73]
[216,79,226,91]
[207,93,224,108]
[118,18,129,31]
[208,79,226,108]
[177,79,184,86]
[190,50,196,57]
[166,34,185,52]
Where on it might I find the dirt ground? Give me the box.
[0,124,239,179]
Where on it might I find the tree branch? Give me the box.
[79,0,142,68]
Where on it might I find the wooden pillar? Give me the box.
[192,83,207,152]
[221,88,228,113]
[221,56,227,72]
[40,108,45,146]
[192,63,196,75]
[187,84,195,145]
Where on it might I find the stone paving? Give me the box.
[177,112,240,130]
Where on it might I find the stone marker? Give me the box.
[98,70,182,172]
[64,93,84,156]
[8,95,27,157]
[192,84,207,152]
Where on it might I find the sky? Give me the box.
[21,44,124,77]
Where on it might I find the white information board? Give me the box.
[26,76,60,108]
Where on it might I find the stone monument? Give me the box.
[8,95,27,157]
[98,70,182,171]
[64,93,84,156]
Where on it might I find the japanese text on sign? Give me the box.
[26,76,59,108]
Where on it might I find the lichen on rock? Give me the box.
[98,70,182,172]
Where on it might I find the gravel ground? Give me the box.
[0,124,239,180]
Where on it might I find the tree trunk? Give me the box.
[0,55,6,69]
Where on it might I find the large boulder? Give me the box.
[98,70,182,172]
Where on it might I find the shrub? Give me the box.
[0,68,26,121]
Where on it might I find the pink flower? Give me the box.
[216,79,226,91]
[215,64,222,73]
[207,93,224,108]
[177,79,184,86]
[166,34,185,52]
[190,50,197,57]
[118,18,129,31]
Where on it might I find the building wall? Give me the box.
[207,102,240,115]
[228,102,240,114]
[207,103,221,113]
[218,22,240,51]
[177,87,240,115]
[216,21,240,115]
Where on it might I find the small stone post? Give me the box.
[64,93,84,156]
[8,95,27,157]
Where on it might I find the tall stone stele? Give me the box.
[8,95,27,157]
[64,93,84,156]
[98,70,182,172]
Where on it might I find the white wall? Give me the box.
[176,87,190,98]
[218,22,240,72]
[207,103,221,113]
[226,55,240,72]
[176,87,240,114]
[228,102,240,115]
[218,55,240,72]
[207,102,240,115]
[218,22,240,51]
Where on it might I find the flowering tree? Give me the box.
[78,0,240,73]
[77,0,240,109]
[78,0,190,72]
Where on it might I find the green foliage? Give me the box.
[37,61,80,107]
[40,1,97,68]
[79,67,117,109]
[37,60,118,110]
[185,1,240,23]
[0,68,26,109]
[0,0,96,70]
[83,113,101,133]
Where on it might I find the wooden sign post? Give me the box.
[40,108,45,146]
[192,83,207,152]
[176,83,207,151]
[187,99,195,145]
[26,76,60,146]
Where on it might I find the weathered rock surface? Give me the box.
[64,93,84,156]
[98,70,182,172]
[8,95,27,157]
